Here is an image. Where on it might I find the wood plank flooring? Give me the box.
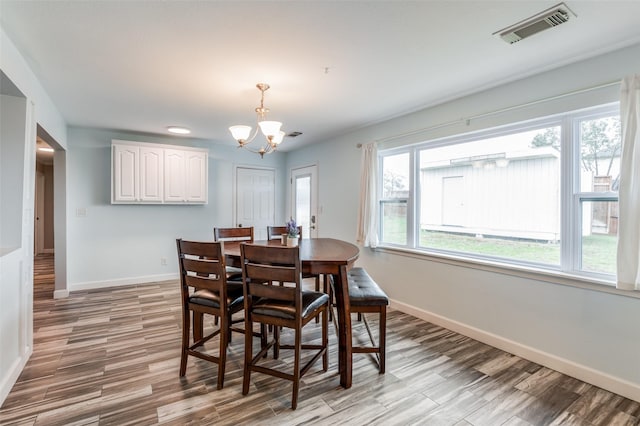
[1,254,639,425]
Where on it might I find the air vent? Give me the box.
[287,131,303,138]
[494,2,576,44]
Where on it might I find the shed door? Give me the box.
[442,176,464,227]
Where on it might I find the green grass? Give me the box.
[581,233,617,274]
[381,217,616,274]
[420,231,561,265]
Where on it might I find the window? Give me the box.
[575,111,620,275]
[379,104,620,281]
[380,152,410,245]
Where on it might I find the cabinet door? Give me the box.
[185,150,207,203]
[164,149,186,203]
[139,147,163,202]
[113,144,139,202]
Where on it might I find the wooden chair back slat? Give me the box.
[214,227,254,242]
[244,263,297,283]
[182,258,223,276]
[267,225,303,240]
[184,274,222,292]
[248,281,296,301]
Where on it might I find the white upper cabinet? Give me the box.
[111,140,208,204]
[113,144,139,202]
[163,148,187,203]
[185,150,208,203]
[139,147,164,202]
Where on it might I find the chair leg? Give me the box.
[179,307,190,376]
[261,324,268,358]
[217,314,228,390]
[322,306,328,371]
[242,316,253,396]
[273,326,280,359]
[314,275,321,323]
[193,312,204,344]
[379,307,386,374]
[291,325,302,410]
[325,275,333,322]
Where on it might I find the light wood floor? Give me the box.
[1,254,638,425]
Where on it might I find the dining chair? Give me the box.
[266,225,328,323]
[175,239,245,389]
[240,243,329,410]
[213,226,254,280]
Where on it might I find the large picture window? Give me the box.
[379,104,620,281]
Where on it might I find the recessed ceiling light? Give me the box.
[38,147,54,152]
[167,126,191,135]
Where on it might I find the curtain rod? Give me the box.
[374,79,621,144]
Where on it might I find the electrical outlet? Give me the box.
[160,257,167,266]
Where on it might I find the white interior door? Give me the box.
[236,167,275,240]
[291,165,318,239]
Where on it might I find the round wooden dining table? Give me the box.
[223,237,360,389]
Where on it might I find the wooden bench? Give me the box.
[347,267,389,374]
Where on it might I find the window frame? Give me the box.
[378,103,620,284]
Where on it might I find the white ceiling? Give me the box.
[2,1,640,152]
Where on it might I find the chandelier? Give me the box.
[229,83,285,158]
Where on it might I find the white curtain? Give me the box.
[616,74,640,290]
[356,142,379,248]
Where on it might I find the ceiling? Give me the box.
[2,1,640,152]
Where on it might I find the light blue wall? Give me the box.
[66,127,287,288]
[287,43,640,400]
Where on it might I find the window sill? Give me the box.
[374,245,639,300]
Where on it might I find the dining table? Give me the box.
[222,237,360,389]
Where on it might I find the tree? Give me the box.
[530,127,560,151]
[383,170,407,198]
[530,118,621,178]
[580,117,620,177]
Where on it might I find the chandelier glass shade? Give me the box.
[229,83,285,157]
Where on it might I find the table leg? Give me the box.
[332,265,352,388]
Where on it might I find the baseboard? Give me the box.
[68,273,179,293]
[390,298,640,403]
[0,349,31,407]
[53,289,69,299]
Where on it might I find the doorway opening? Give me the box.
[34,124,66,300]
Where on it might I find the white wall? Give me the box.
[287,43,640,402]
[65,127,288,290]
[0,94,27,253]
[0,28,67,148]
[0,25,67,406]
